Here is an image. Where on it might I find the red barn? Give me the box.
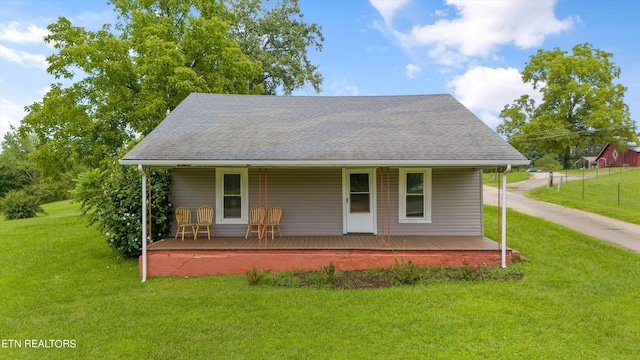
[595,143,640,167]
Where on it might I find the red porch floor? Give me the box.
[142,235,513,277]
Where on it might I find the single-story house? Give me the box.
[595,143,640,168]
[121,93,529,280]
[575,156,598,169]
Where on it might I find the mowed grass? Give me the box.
[483,169,532,186]
[529,167,640,225]
[1,201,639,359]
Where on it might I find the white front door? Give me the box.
[343,169,376,233]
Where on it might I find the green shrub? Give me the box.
[25,178,73,204]
[320,262,338,284]
[73,149,173,258]
[1,189,45,220]
[458,262,477,281]
[534,154,562,171]
[246,267,267,286]
[391,258,420,285]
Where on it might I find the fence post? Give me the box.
[582,167,585,200]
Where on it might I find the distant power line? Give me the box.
[509,127,623,142]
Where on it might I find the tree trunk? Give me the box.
[563,146,571,169]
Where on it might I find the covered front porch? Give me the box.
[142,235,514,277]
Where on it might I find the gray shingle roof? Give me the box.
[121,93,528,166]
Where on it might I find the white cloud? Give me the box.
[37,85,51,97]
[0,44,48,69]
[393,0,575,65]
[433,9,448,17]
[477,111,501,130]
[405,63,421,78]
[447,66,542,128]
[369,0,410,25]
[329,79,360,96]
[0,98,26,140]
[0,22,49,44]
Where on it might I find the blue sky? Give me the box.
[1,0,639,141]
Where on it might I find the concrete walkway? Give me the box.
[483,173,640,253]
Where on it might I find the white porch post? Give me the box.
[501,165,511,268]
[139,164,147,282]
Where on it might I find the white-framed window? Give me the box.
[215,168,249,224]
[398,168,432,223]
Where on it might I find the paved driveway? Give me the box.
[483,172,640,253]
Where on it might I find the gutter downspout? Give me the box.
[138,164,147,283]
[501,165,511,268]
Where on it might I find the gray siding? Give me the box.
[432,168,483,235]
[249,168,343,236]
[169,168,343,237]
[377,168,482,236]
[169,168,216,235]
[169,167,483,237]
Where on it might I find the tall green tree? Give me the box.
[0,129,39,197]
[20,0,323,176]
[1,129,71,218]
[17,0,323,255]
[498,43,637,169]
[227,0,324,95]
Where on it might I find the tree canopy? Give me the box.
[227,0,324,95]
[19,0,323,176]
[497,43,638,168]
[0,128,73,218]
[0,129,39,197]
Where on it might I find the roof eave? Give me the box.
[119,159,531,168]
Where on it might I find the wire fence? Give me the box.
[553,166,636,206]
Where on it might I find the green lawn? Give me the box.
[1,201,639,359]
[560,167,617,177]
[482,169,532,186]
[529,167,640,225]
